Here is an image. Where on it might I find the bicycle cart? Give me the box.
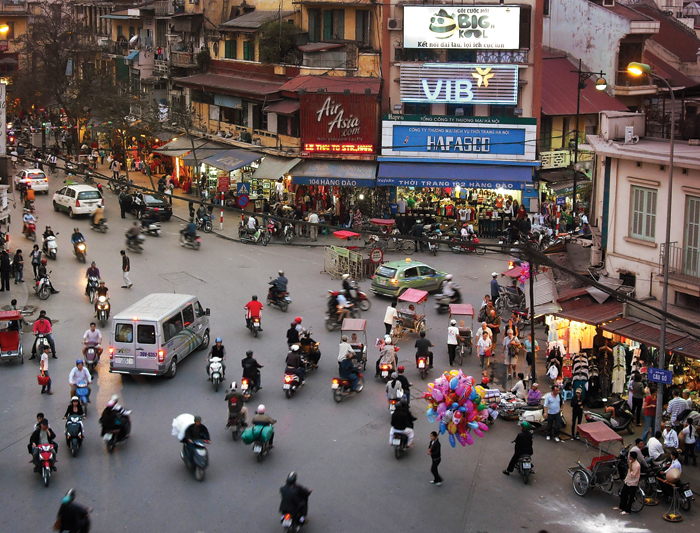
[0,310,23,364]
[449,303,474,364]
[341,318,368,370]
[393,289,428,339]
[567,422,644,512]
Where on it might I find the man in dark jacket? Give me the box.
[339,352,359,391]
[503,422,534,475]
[0,249,11,291]
[242,350,263,391]
[29,419,57,470]
[57,489,91,533]
[428,431,443,484]
[390,399,416,446]
[280,472,312,523]
[285,345,305,383]
[286,322,300,346]
[183,416,210,462]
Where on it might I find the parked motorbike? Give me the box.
[73,240,87,263]
[392,430,409,460]
[196,215,213,233]
[181,439,209,482]
[518,404,567,431]
[96,296,110,328]
[125,233,145,254]
[517,454,534,484]
[427,232,441,256]
[141,220,161,237]
[495,285,527,313]
[179,232,201,250]
[23,222,36,241]
[90,218,108,233]
[34,443,56,487]
[267,220,295,244]
[85,345,99,373]
[102,410,131,453]
[267,287,292,312]
[583,398,634,434]
[208,357,224,392]
[450,236,485,255]
[86,276,99,303]
[239,226,271,246]
[332,374,364,403]
[247,316,263,338]
[283,371,302,399]
[42,235,58,260]
[65,414,84,458]
[35,273,53,300]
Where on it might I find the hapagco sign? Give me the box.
[403,5,520,49]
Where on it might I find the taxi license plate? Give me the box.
[253,445,262,453]
[685,489,693,498]
[331,383,339,389]
[283,384,290,389]
[522,462,531,469]
[378,278,387,285]
[115,357,131,364]
[392,439,401,446]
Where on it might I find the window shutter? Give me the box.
[518,6,531,50]
[323,10,332,40]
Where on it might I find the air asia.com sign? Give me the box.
[401,64,518,105]
[403,5,520,49]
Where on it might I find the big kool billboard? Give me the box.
[300,93,378,158]
[403,5,520,49]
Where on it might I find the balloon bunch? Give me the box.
[518,261,530,285]
[423,369,490,447]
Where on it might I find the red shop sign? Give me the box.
[300,93,378,156]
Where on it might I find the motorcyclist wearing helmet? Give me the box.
[299,328,320,367]
[269,270,288,302]
[36,259,58,293]
[68,359,92,399]
[503,422,534,475]
[207,337,226,380]
[56,488,91,533]
[375,335,398,378]
[94,281,109,316]
[70,227,85,246]
[390,397,416,447]
[286,321,300,346]
[22,208,36,236]
[440,274,461,303]
[99,395,129,439]
[396,365,412,405]
[225,382,248,426]
[335,290,351,323]
[43,225,55,241]
[242,350,263,391]
[181,220,197,241]
[252,404,276,445]
[183,415,210,463]
[82,322,103,358]
[63,396,85,419]
[126,221,141,246]
[280,472,312,525]
[285,344,305,383]
[84,261,100,295]
[244,295,264,330]
[341,273,355,301]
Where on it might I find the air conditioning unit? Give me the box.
[600,111,645,141]
[388,18,403,31]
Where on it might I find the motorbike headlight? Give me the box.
[98,296,106,302]
[195,448,206,455]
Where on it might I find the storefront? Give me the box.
[152,136,217,187]
[185,148,263,202]
[250,155,301,204]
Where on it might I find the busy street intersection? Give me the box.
[0,162,695,533]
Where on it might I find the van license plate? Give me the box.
[115,357,131,364]
[685,489,693,498]
[283,384,290,389]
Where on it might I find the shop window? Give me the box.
[224,40,236,59]
[447,49,476,62]
[447,104,473,117]
[323,9,345,40]
[243,41,254,61]
[116,25,123,37]
[684,196,700,278]
[277,114,299,137]
[490,106,516,118]
[221,106,244,126]
[308,9,322,43]
[356,10,371,47]
[403,103,430,115]
[629,185,657,241]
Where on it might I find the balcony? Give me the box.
[661,243,700,285]
[476,49,528,64]
[153,59,168,76]
[171,51,197,68]
[540,150,570,169]
[155,0,185,17]
[0,1,28,13]
[615,71,658,96]
[101,41,129,57]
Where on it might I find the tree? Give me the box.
[258,21,302,65]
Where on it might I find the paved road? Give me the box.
[0,165,697,533]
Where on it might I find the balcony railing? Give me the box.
[540,150,570,169]
[0,1,28,13]
[101,41,129,57]
[476,49,528,64]
[660,242,700,284]
[171,51,196,68]
[153,59,168,76]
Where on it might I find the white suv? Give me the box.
[15,169,49,193]
[53,184,104,218]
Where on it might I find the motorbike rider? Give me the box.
[43,225,55,241]
[93,281,109,316]
[396,366,412,405]
[390,398,416,447]
[196,204,209,224]
[335,290,351,322]
[460,224,475,240]
[91,204,104,228]
[376,335,398,378]
[251,404,276,446]
[81,322,103,359]
[242,350,263,391]
[68,359,92,399]
[207,337,226,380]
[126,221,141,247]
[502,421,534,475]
[182,415,210,462]
[181,219,197,242]
[22,208,36,236]
[339,351,360,391]
[286,321,300,346]
[415,330,434,369]
[225,382,248,427]
[70,228,85,250]
[84,262,100,295]
[99,395,130,441]
[341,273,356,301]
[299,329,320,367]
[56,488,91,533]
[32,309,57,359]
[280,472,312,525]
[285,344,305,384]
[269,270,288,302]
[338,335,355,366]
[244,295,264,330]
[29,418,57,472]
[63,396,85,419]
[440,274,461,303]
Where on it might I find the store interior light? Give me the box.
[0,25,9,34]
[359,194,365,200]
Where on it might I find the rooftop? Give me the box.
[279,75,380,95]
[633,1,700,62]
[643,51,697,89]
[587,135,700,170]
[220,9,294,32]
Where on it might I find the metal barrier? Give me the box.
[323,245,364,280]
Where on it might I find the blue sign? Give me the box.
[237,182,249,195]
[376,176,527,189]
[556,196,567,206]
[391,124,526,156]
[648,367,673,385]
[237,195,249,208]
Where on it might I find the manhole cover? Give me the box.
[160,272,206,285]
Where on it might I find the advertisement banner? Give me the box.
[403,5,521,49]
[300,93,378,157]
[400,64,518,105]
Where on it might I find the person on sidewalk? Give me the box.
[307,211,319,241]
[120,250,131,289]
[682,420,697,466]
[615,451,640,515]
[571,388,584,440]
[428,431,443,485]
[110,158,120,180]
[0,249,12,291]
[642,386,656,442]
[543,385,562,442]
[13,249,24,284]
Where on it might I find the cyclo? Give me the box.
[449,303,473,365]
[0,310,23,364]
[392,289,428,339]
[341,318,367,370]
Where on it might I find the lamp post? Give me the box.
[572,59,607,215]
[628,62,676,434]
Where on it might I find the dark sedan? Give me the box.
[130,192,173,221]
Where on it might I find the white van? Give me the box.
[109,294,210,378]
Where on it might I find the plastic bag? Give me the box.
[171,413,195,441]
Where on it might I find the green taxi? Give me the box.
[370,259,448,298]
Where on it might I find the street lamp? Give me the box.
[0,25,9,34]
[572,59,607,215]
[628,61,676,434]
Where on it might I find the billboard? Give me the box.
[400,64,518,105]
[403,5,520,49]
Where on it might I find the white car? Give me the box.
[53,184,103,218]
[15,169,49,193]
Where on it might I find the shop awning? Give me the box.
[153,131,176,142]
[263,99,300,116]
[152,136,211,157]
[252,155,301,181]
[125,50,139,61]
[601,318,700,359]
[555,300,623,326]
[200,149,262,173]
[291,160,377,187]
[181,143,230,166]
[377,162,533,189]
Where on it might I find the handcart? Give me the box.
[393,288,428,339]
[0,310,23,364]
[449,303,474,364]
[341,318,367,370]
[566,422,645,512]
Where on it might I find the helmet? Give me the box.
[106,394,118,407]
[41,259,47,264]
[391,372,398,379]
[291,344,299,352]
[342,273,350,280]
[482,377,490,384]
[521,421,532,431]
[252,295,258,301]
[384,335,392,345]
[295,317,302,324]
[215,337,222,344]
[246,350,253,357]
[62,488,76,505]
[450,320,457,326]
[398,365,405,373]
[332,291,340,297]
[492,272,499,278]
[99,280,105,285]
[279,270,284,276]
[76,359,84,366]
[445,274,453,280]
[286,472,297,485]
[71,396,79,402]
[257,404,266,414]
[230,381,237,391]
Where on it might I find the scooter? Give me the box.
[196,215,213,233]
[76,381,90,417]
[34,333,51,354]
[141,220,161,237]
[283,371,302,399]
[208,357,224,392]
[392,430,410,460]
[96,296,110,328]
[86,276,99,303]
[495,285,526,313]
[42,235,58,260]
[281,510,306,533]
[268,285,292,312]
[90,219,108,233]
[239,225,271,246]
[518,405,567,431]
[344,281,371,311]
[251,428,273,462]
[450,235,485,255]
[65,414,84,458]
[73,240,87,263]
[324,306,360,331]
[417,355,430,380]
[247,316,262,338]
[181,439,209,481]
[241,376,258,403]
[35,443,56,487]
[179,231,201,250]
[332,374,364,403]
[85,345,99,373]
[516,454,534,484]
[125,233,145,254]
[583,398,634,434]
[102,410,131,453]
[378,363,393,381]
[435,288,462,314]
[226,412,245,441]
[23,222,36,241]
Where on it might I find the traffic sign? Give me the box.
[370,247,384,263]
[217,176,230,192]
[648,367,673,385]
[237,182,249,195]
[556,196,566,206]
[237,194,249,208]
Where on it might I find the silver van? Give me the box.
[109,293,210,378]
